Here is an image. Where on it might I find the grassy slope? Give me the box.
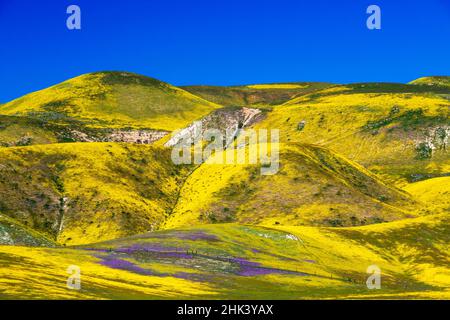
[0,77,448,300]
[409,76,450,88]
[0,115,59,147]
[165,143,421,229]
[403,177,450,213]
[0,214,56,247]
[0,113,169,148]
[254,83,450,185]
[0,142,191,245]
[0,72,222,131]
[181,82,332,108]
[0,217,448,299]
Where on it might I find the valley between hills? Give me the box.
[0,72,449,299]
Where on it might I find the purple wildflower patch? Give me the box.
[99,256,155,276]
[229,257,261,267]
[98,254,210,282]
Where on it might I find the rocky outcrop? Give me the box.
[105,130,167,144]
[68,129,168,144]
[415,126,449,159]
[165,107,263,147]
[68,130,94,142]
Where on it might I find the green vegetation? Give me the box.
[0,214,56,246]
[0,73,448,299]
[1,219,449,299]
[165,143,420,229]
[0,142,191,245]
[181,82,333,108]
[409,76,450,88]
[255,82,450,186]
[0,72,221,131]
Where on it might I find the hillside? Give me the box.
[403,176,450,213]
[0,74,448,300]
[165,143,420,229]
[1,215,448,299]
[0,214,56,246]
[0,142,191,245]
[181,82,332,108]
[0,72,222,131]
[254,82,450,185]
[409,76,450,88]
[0,115,59,147]
[0,114,169,147]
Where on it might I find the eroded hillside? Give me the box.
[0,143,191,245]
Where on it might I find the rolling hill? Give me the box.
[409,76,450,88]
[253,81,450,186]
[0,72,222,131]
[1,215,448,299]
[165,142,421,229]
[181,82,332,108]
[0,73,448,300]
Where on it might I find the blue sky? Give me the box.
[0,0,449,102]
